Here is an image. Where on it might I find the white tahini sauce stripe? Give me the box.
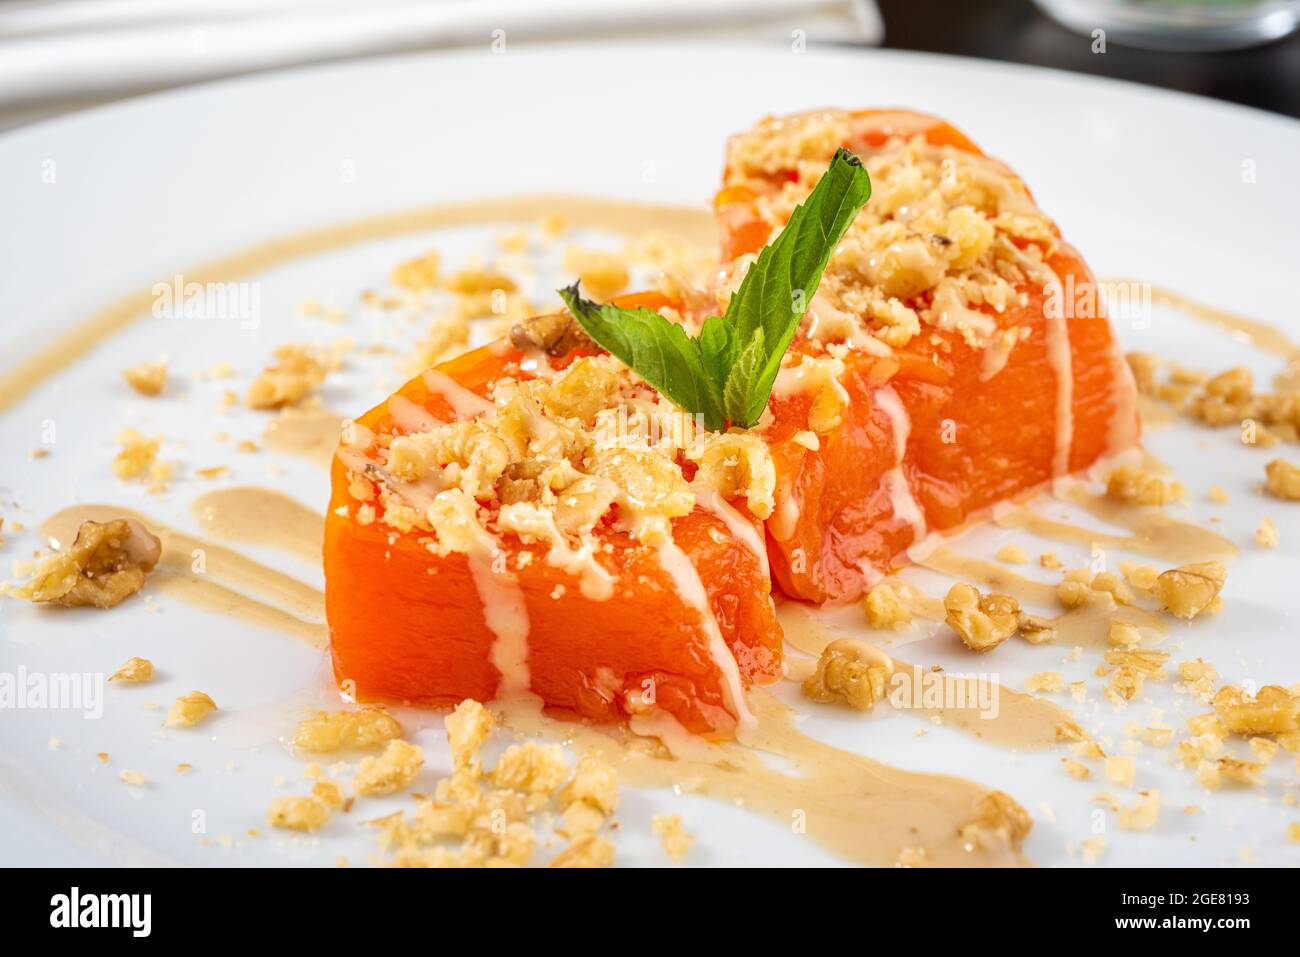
[422,369,495,419]
[692,485,770,579]
[874,386,927,544]
[655,539,755,735]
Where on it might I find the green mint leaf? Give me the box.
[723,147,871,425]
[723,328,767,427]
[557,284,726,430]
[555,148,871,432]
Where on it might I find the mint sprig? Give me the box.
[558,147,871,430]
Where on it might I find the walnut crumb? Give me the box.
[1118,790,1160,831]
[959,791,1032,852]
[268,795,331,831]
[119,770,147,787]
[1106,466,1184,506]
[550,834,615,868]
[123,359,168,396]
[1025,672,1063,694]
[246,344,335,410]
[165,691,217,728]
[651,814,694,862]
[445,698,494,770]
[1264,458,1300,500]
[108,656,154,683]
[1104,756,1136,787]
[353,740,424,796]
[1255,517,1279,548]
[994,543,1029,564]
[391,250,441,291]
[292,709,402,753]
[1062,758,1091,780]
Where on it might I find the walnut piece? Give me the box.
[445,698,495,770]
[1106,466,1184,506]
[959,791,1032,852]
[508,310,591,357]
[1264,458,1300,501]
[14,519,160,609]
[802,639,893,711]
[292,709,403,753]
[122,359,168,396]
[651,814,694,862]
[268,795,331,831]
[550,834,615,868]
[944,583,1020,652]
[491,742,569,794]
[391,250,440,291]
[353,740,424,796]
[1213,685,1300,736]
[246,344,334,410]
[1156,561,1226,620]
[864,581,912,629]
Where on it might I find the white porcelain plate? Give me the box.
[1,43,1298,867]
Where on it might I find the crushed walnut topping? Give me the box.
[724,113,1058,352]
[108,656,155,683]
[292,709,403,753]
[12,519,159,609]
[345,352,776,556]
[1155,561,1226,621]
[802,639,893,711]
[123,359,168,396]
[165,690,217,728]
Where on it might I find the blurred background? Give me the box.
[1,0,1297,131]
